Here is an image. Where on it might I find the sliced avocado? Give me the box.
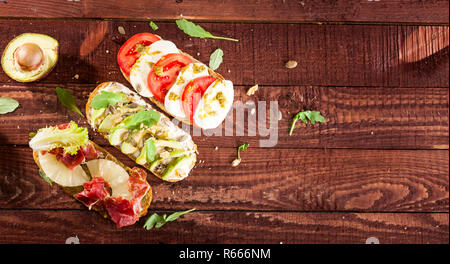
[145,149,188,169]
[121,141,138,155]
[129,129,151,147]
[136,146,147,165]
[161,155,195,180]
[109,127,128,146]
[90,108,106,126]
[98,113,122,133]
[1,33,58,82]
[154,139,184,150]
[149,157,163,171]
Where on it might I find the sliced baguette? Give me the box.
[86,82,197,182]
[120,49,226,126]
[32,141,152,222]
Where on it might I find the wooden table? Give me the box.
[0,0,448,244]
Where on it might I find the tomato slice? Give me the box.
[181,76,216,122]
[117,33,161,76]
[147,53,193,103]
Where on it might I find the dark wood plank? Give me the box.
[0,20,448,87]
[0,146,447,212]
[0,210,447,243]
[0,84,448,149]
[0,0,448,24]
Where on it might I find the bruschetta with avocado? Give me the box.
[86,81,197,182]
[29,121,152,228]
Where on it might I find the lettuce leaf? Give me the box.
[29,121,89,155]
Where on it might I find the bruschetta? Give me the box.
[29,121,152,228]
[117,33,234,130]
[86,81,197,182]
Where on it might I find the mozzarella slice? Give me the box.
[129,40,179,98]
[164,63,209,120]
[193,80,234,129]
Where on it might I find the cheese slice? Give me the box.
[193,80,234,129]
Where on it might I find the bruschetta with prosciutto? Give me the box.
[117,33,234,130]
[29,121,152,228]
[86,81,197,182]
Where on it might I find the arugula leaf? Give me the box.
[209,48,224,70]
[176,19,238,42]
[56,87,84,117]
[39,169,53,186]
[91,91,127,109]
[0,97,19,114]
[237,143,249,159]
[149,21,158,31]
[289,110,326,136]
[143,208,196,230]
[120,110,161,130]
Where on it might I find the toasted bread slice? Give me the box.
[86,82,197,182]
[32,141,152,224]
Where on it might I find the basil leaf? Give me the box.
[237,143,249,159]
[289,110,326,136]
[39,169,53,186]
[56,87,84,117]
[0,97,19,114]
[176,19,238,42]
[209,48,224,70]
[143,213,166,230]
[91,91,127,109]
[143,209,195,230]
[144,139,157,162]
[121,110,160,130]
[149,21,158,31]
[165,208,196,222]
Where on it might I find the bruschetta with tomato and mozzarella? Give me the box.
[117,33,234,130]
[86,81,197,182]
[29,121,152,228]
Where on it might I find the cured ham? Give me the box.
[74,177,110,209]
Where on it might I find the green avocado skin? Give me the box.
[1,33,59,82]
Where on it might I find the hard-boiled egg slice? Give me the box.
[193,80,234,129]
[130,40,179,98]
[86,159,131,199]
[38,152,89,187]
[164,63,209,120]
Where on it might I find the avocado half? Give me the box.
[1,33,59,82]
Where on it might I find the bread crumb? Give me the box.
[73,74,79,80]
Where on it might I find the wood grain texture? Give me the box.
[0,146,447,212]
[0,20,448,87]
[0,84,448,149]
[0,0,448,24]
[0,210,447,244]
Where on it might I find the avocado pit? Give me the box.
[14,43,44,71]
